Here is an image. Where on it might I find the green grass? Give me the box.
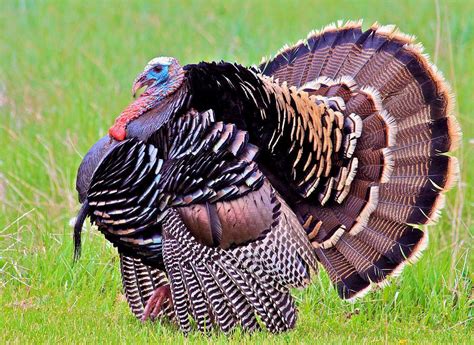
[0,0,472,343]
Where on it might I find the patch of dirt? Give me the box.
[8,297,38,310]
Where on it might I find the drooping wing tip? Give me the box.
[73,200,90,263]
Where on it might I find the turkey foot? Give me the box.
[141,284,173,322]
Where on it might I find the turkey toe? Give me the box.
[141,285,172,322]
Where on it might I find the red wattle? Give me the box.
[109,125,127,141]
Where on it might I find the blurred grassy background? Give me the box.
[0,0,472,343]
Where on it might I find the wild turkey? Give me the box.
[74,21,460,333]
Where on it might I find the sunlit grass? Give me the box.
[0,0,472,343]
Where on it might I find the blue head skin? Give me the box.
[132,57,176,97]
[110,56,185,141]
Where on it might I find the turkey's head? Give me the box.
[132,57,179,97]
[109,56,184,141]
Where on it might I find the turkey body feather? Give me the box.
[74,21,460,333]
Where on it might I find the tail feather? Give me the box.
[337,25,403,82]
[260,20,459,299]
[335,234,398,283]
[320,21,366,79]
[345,87,382,117]
[358,218,423,255]
[314,246,371,299]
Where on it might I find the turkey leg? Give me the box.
[141,284,173,321]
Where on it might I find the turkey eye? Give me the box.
[153,66,163,73]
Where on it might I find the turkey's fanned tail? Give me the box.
[260,20,460,299]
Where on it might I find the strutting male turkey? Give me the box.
[74,21,460,333]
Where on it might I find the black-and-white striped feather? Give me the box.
[119,254,173,320]
[161,192,316,333]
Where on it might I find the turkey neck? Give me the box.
[110,68,185,140]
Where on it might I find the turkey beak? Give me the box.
[132,72,149,98]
